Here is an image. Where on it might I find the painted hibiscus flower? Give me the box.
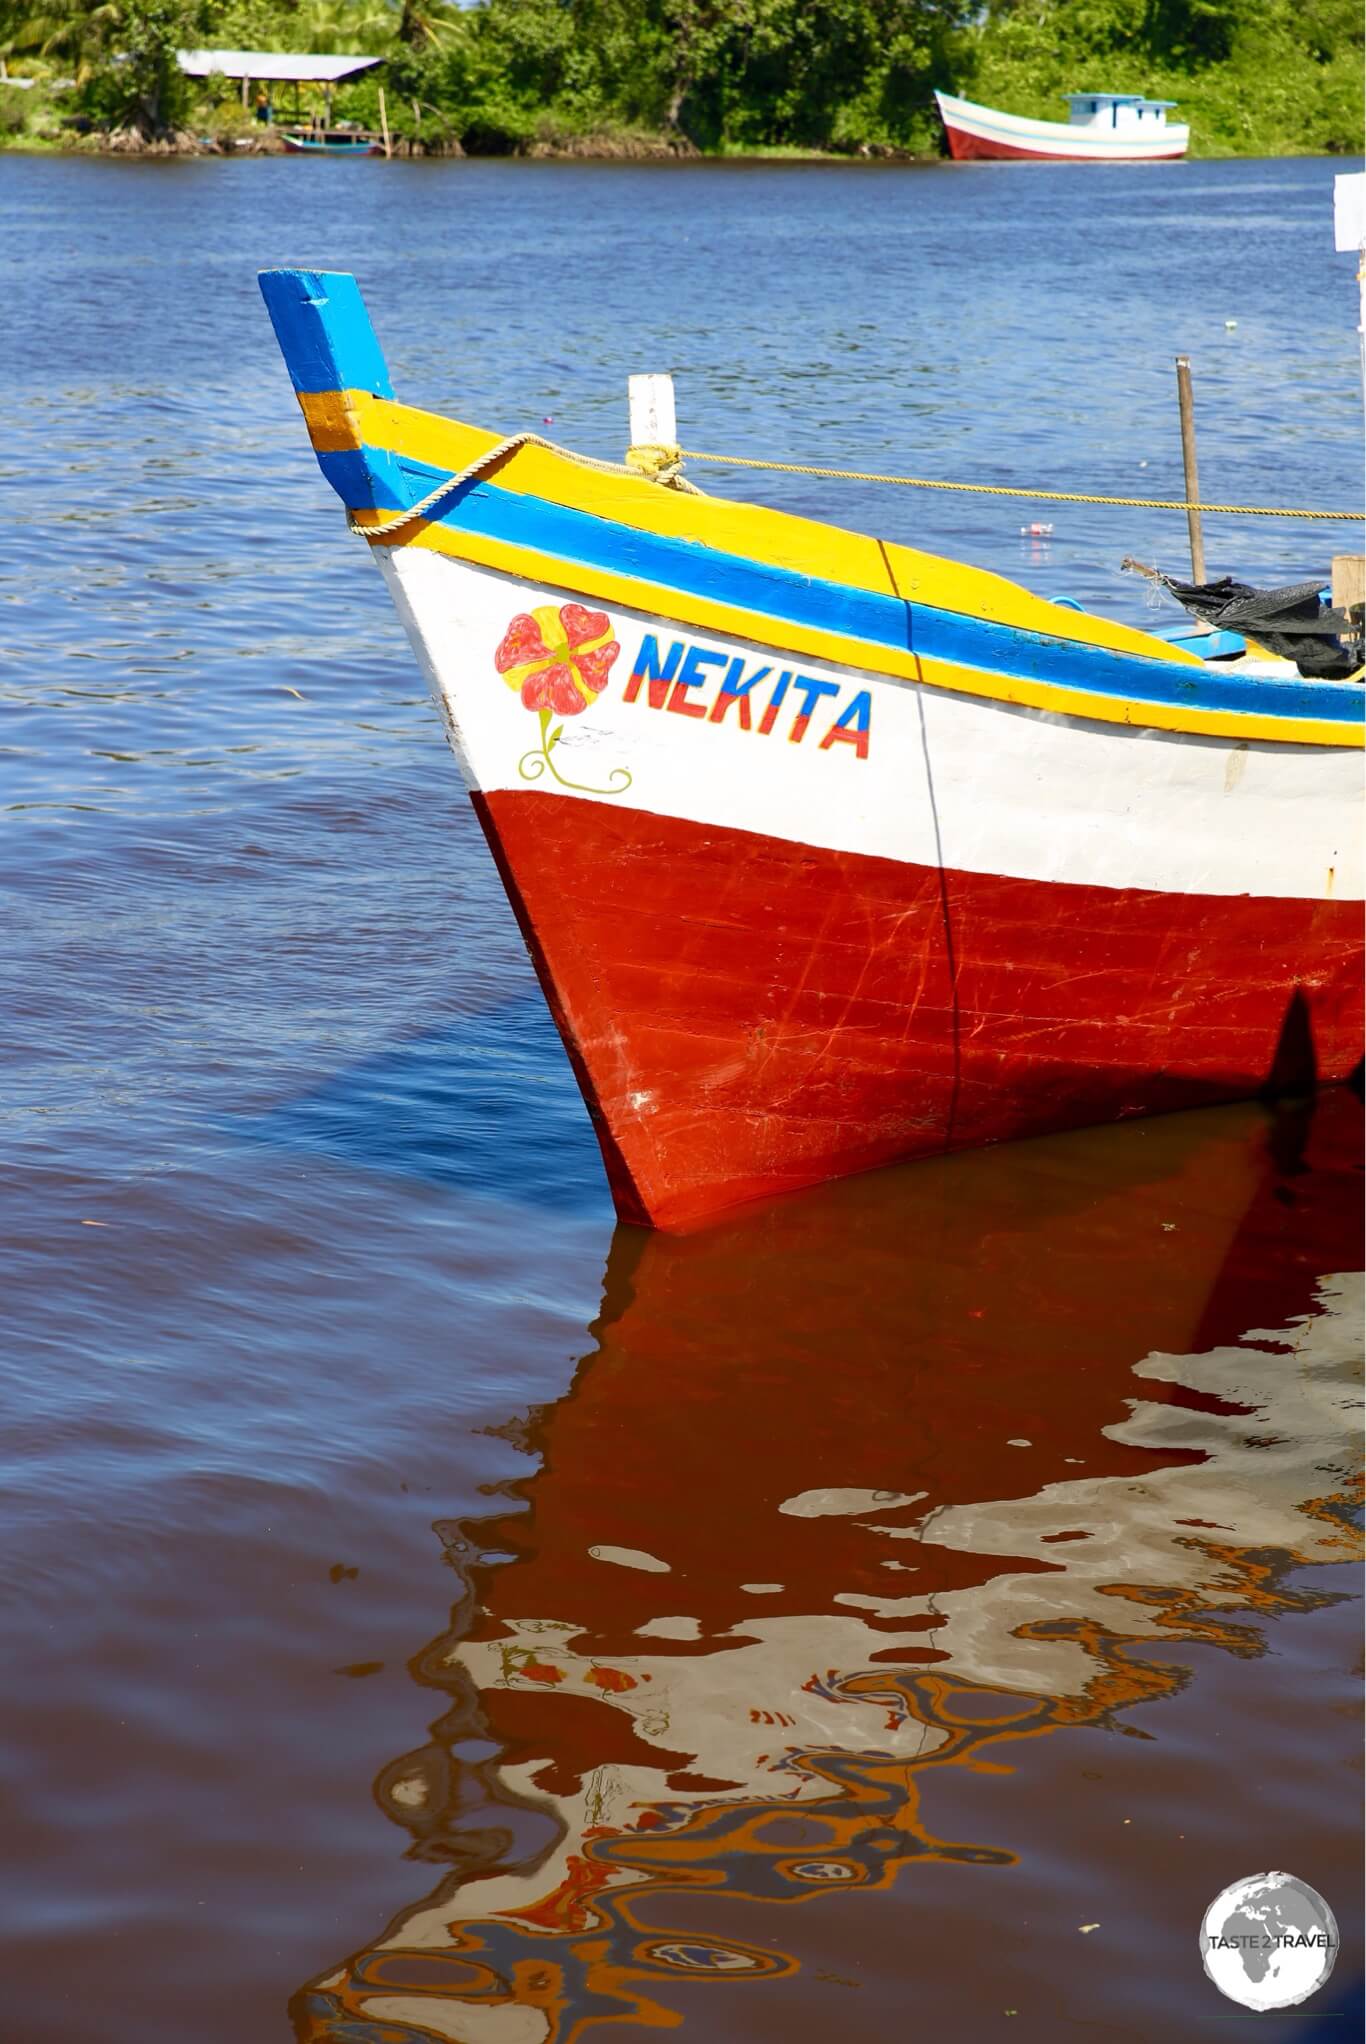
[495,603,620,717]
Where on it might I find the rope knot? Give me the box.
[625,441,699,493]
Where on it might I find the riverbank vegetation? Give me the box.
[0,1,1361,158]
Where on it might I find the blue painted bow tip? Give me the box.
[258,267,393,400]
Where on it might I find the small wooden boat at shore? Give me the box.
[281,129,382,155]
[259,268,1362,1231]
[935,89,1189,162]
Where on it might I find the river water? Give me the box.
[1,154,1361,2042]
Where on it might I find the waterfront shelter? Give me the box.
[176,49,383,124]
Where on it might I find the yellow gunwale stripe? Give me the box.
[352,507,1362,748]
[302,390,1206,671]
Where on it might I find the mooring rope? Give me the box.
[347,430,676,540]
[678,449,1363,521]
[347,428,1362,538]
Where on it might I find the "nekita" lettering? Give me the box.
[624,635,871,759]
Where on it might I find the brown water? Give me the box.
[5,1093,1360,2042]
[1,155,1362,2041]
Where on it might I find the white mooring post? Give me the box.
[1333,170,1366,406]
[1331,172,1366,616]
[628,373,677,451]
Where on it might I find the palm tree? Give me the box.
[28,2,209,132]
[9,1,122,81]
[283,1,397,54]
[396,0,464,46]
[280,2,464,56]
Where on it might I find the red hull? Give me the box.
[473,793,1361,1229]
[943,124,1185,162]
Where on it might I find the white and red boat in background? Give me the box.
[935,89,1189,162]
[259,270,1361,1231]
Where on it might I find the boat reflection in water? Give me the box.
[294,1094,1362,2041]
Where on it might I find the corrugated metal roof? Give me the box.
[177,49,383,83]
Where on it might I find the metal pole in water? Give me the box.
[1175,355,1206,584]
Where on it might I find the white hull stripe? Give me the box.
[383,548,1362,904]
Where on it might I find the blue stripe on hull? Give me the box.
[317,447,407,508]
[364,450,1363,730]
[256,270,1359,735]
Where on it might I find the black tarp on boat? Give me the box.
[1157,572,1364,680]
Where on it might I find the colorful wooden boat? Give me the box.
[258,269,1363,1230]
[281,130,382,156]
[935,89,1189,162]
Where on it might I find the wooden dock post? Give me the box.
[378,86,391,158]
[1331,555,1365,611]
[1174,355,1206,585]
[628,373,677,454]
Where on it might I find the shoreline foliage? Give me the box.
[0,0,1361,156]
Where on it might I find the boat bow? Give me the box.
[259,269,1363,1228]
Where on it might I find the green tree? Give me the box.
[395,0,462,44]
[26,0,209,129]
[123,1,212,129]
[968,0,1362,154]
[10,0,123,77]
[0,0,1360,153]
